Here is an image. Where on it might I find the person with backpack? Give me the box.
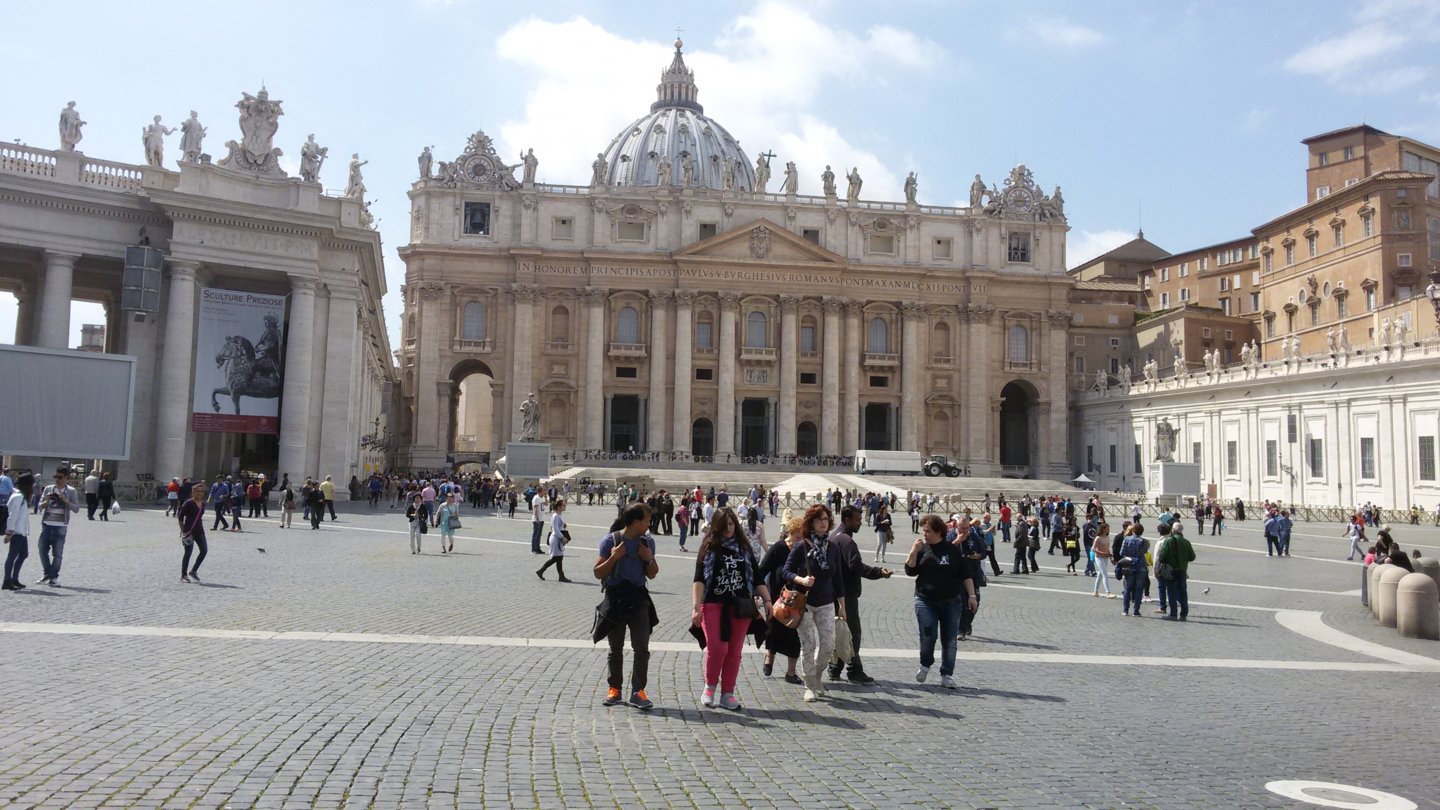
[595,503,660,710]
[1116,523,1150,617]
[691,507,769,711]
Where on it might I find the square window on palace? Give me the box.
[799,372,818,385]
[869,375,889,387]
[463,202,491,235]
[694,368,713,381]
[869,234,895,255]
[618,221,647,241]
[933,238,953,260]
[552,217,574,239]
[615,366,638,378]
[802,228,820,244]
[699,223,717,240]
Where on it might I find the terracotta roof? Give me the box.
[1300,124,1389,145]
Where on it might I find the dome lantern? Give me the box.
[653,38,702,114]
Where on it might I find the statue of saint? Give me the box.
[846,167,863,202]
[1049,185,1065,217]
[1326,326,1338,354]
[1338,330,1350,352]
[179,111,206,163]
[821,165,836,197]
[1120,363,1132,392]
[59,101,86,152]
[1379,318,1393,347]
[754,152,771,192]
[300,135,328,183]
[1143,358,1159,385]
[521,148,538,184]
[590,152,608,187]
[418,145,433,180]
[682,154,695,187]
[344,152,367,199]
[903,171,918,204]
[141,115,175,168]
[1154,418,1178,463]
[1394,317,1408,345]
[519,392,542,441]
[1093,368,1108,393]
[969,174,986,208]
[721,160,735,191]
[780,161,798,195]
[656,156,672,186]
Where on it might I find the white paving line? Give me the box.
[1274,610,1440,670]
[0,621,1420,673]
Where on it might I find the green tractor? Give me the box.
[923,455,962,477]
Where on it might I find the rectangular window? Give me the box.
[1200,257,1208,271]
[552,217,574,239]
[1192,441,1202,465]
[694,367,713,381]
[1366,288,1376,311]
[1109,445,1118,474]
[1398,252,1413,267]
[1288,414,1298,443]
[1179,288,1190,301]
[1316,186,1331,199]
[1333,225,1344,247]
[1362,215,1373,237]
[1250,292,1261,312]
[1179,262,1189,277]
[1265,440,1278,477]
[615,366,638,378]
[617,221,646,241]
[1346,178,1359,188]
[1160,292,1170,308]
[1134,445,1142,473]
[463,202,492,235]
[801,228,820,244]
[1309,305,1319,327]
[1397,210,1412,229]
[1344,146,1354,160]
[1109,337,1121,349]
[1318,152,1329,167]
[1221,298,1232,315]
[1266,317,1276,338]
[1285,244,1295,265]
[1219,277,1229,291]
[1263,252,1273,273]
[1360,437,1376,480]
[800,325,817,352]
[869,234,895,255]
[1073,354,1085,373]
[698,223,717,240]
[695,321,713,349]
[1008,233,1031,263]
[1226,441,1238,476]
[1420,436,1437,481]
[1336,297,1348,318]
[1110,356,1120,374]
[1224,329,1234,340]
[869,375,889,388]
[932,237,953,259]
[1233,274,1242,289]
[1309,437,1325,478]
[799,371,818,385]
[1202,327,1212,339]
[1161,267,1171,282]
[1307,234,1318,257]
[1074,335,1086,346]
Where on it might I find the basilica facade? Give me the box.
[398,41,1074,479]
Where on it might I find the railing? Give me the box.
[535,183,589,195]
[608,342,647,357]
[0,143,56,178]
[932,354,954,366]
[546,340,574,353]
[799,350,821,360]
[863,352,900,366]
[1005,360,1034,372]
[80,157,143,191]
[694,346,716,355]
[451,338,493,353]
[739,346,778,361]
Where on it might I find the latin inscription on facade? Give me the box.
[174,221,316,259]
[534,262,971,295]
[744,369,770,384]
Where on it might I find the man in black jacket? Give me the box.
[827,505,893,683]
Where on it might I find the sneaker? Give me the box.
[181,575,190,583]
[701,686,716,707]
[847,671,875,684]
[802,689,817,702]
[827,666,842,681]
[558,577,573,583]
[189,571,201,583]
[47,578,58,587]
[719,693,742,711]
[35,576,49,585]
[629,690,653,710]
[915,666,930,683]
[602,687,624,706]
[940,675,957,689]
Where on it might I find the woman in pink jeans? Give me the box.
[691,508,771,711]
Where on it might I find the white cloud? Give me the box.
[493,3,943,197]
[1283,24,1404,79]
[1372,66,1429,90]
[1240,108,1274,133]
[1013,15,1105,49]
[1067,229,1136,270]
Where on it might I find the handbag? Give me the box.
[771,586,808,629]
[732,593,761,620]
[561,529,572,545]
[448,514,462,529]
[1156,561,1176,581]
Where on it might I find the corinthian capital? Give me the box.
[578,287,607,306]
[672,289,696,307]
[508,283,542,304]
[899,301,927,320]
[779,294,802,311]
[719,292,741,311]
[822,297,845,316]
[843,299,864,317]
[650,289,674,304]
[1047,308,1073,327]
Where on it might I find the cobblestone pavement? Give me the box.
[2,502,1438,809]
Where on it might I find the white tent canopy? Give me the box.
[1071,473,1095,483]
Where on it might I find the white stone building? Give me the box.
[0,96,394,492]
[398,41,1075,478]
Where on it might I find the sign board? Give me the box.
[191,287,287,434]
[0,345,136,459]
[1148,462,1201,497]
[504,442,551,480]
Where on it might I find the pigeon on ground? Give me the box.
[256,548,266,554]
[1202,587,1211,595]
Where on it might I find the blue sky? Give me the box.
[5,0,1439,347]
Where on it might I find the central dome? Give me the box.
[599,40,756,192]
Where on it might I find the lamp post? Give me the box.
[1426,266,1440,331]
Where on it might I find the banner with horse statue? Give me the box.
[191,287,287,434]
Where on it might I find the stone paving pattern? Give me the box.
[3,500,1438,808]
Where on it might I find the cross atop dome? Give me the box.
[652,35,702,113]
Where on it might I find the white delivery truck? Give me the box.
[853,450,923,475]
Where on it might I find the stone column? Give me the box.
[13,282,36,346]
[672,291,694,454]
[154,261,200,480]
[716,292,739,457]
[900,302,925,452]
[820,298,842,455]
[580,287,606,450]
[318,289,359,488]
[1044,309,1070,477]
[277,278,318,482]
[509,284,540,442]
[966,304,994,469]
[842,299,863,455]
[647,290,671,452]
[305,287,332,476]
[778,295,800,456]
[436,381,457,457]
[38,251,80,349]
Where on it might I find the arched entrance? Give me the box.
[998,380,1038,472]
[691,418,714,459]
[796,421,818,457]
[450,359,496,465]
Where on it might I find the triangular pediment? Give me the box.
[674,218,845,265]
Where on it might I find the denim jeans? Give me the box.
[1156,575,1169,611]
[1013,546,1030,573]
[1123,567,1147,614]
[531,521,544,553]
[1092,557,1112,594]
[1269,535,1284,557]
[915,596,961,677]
[38,524,67,580]
[959,589,981,637]
[678,522,689,548]
[3,534,28,584]
[1168,572,1189,619]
